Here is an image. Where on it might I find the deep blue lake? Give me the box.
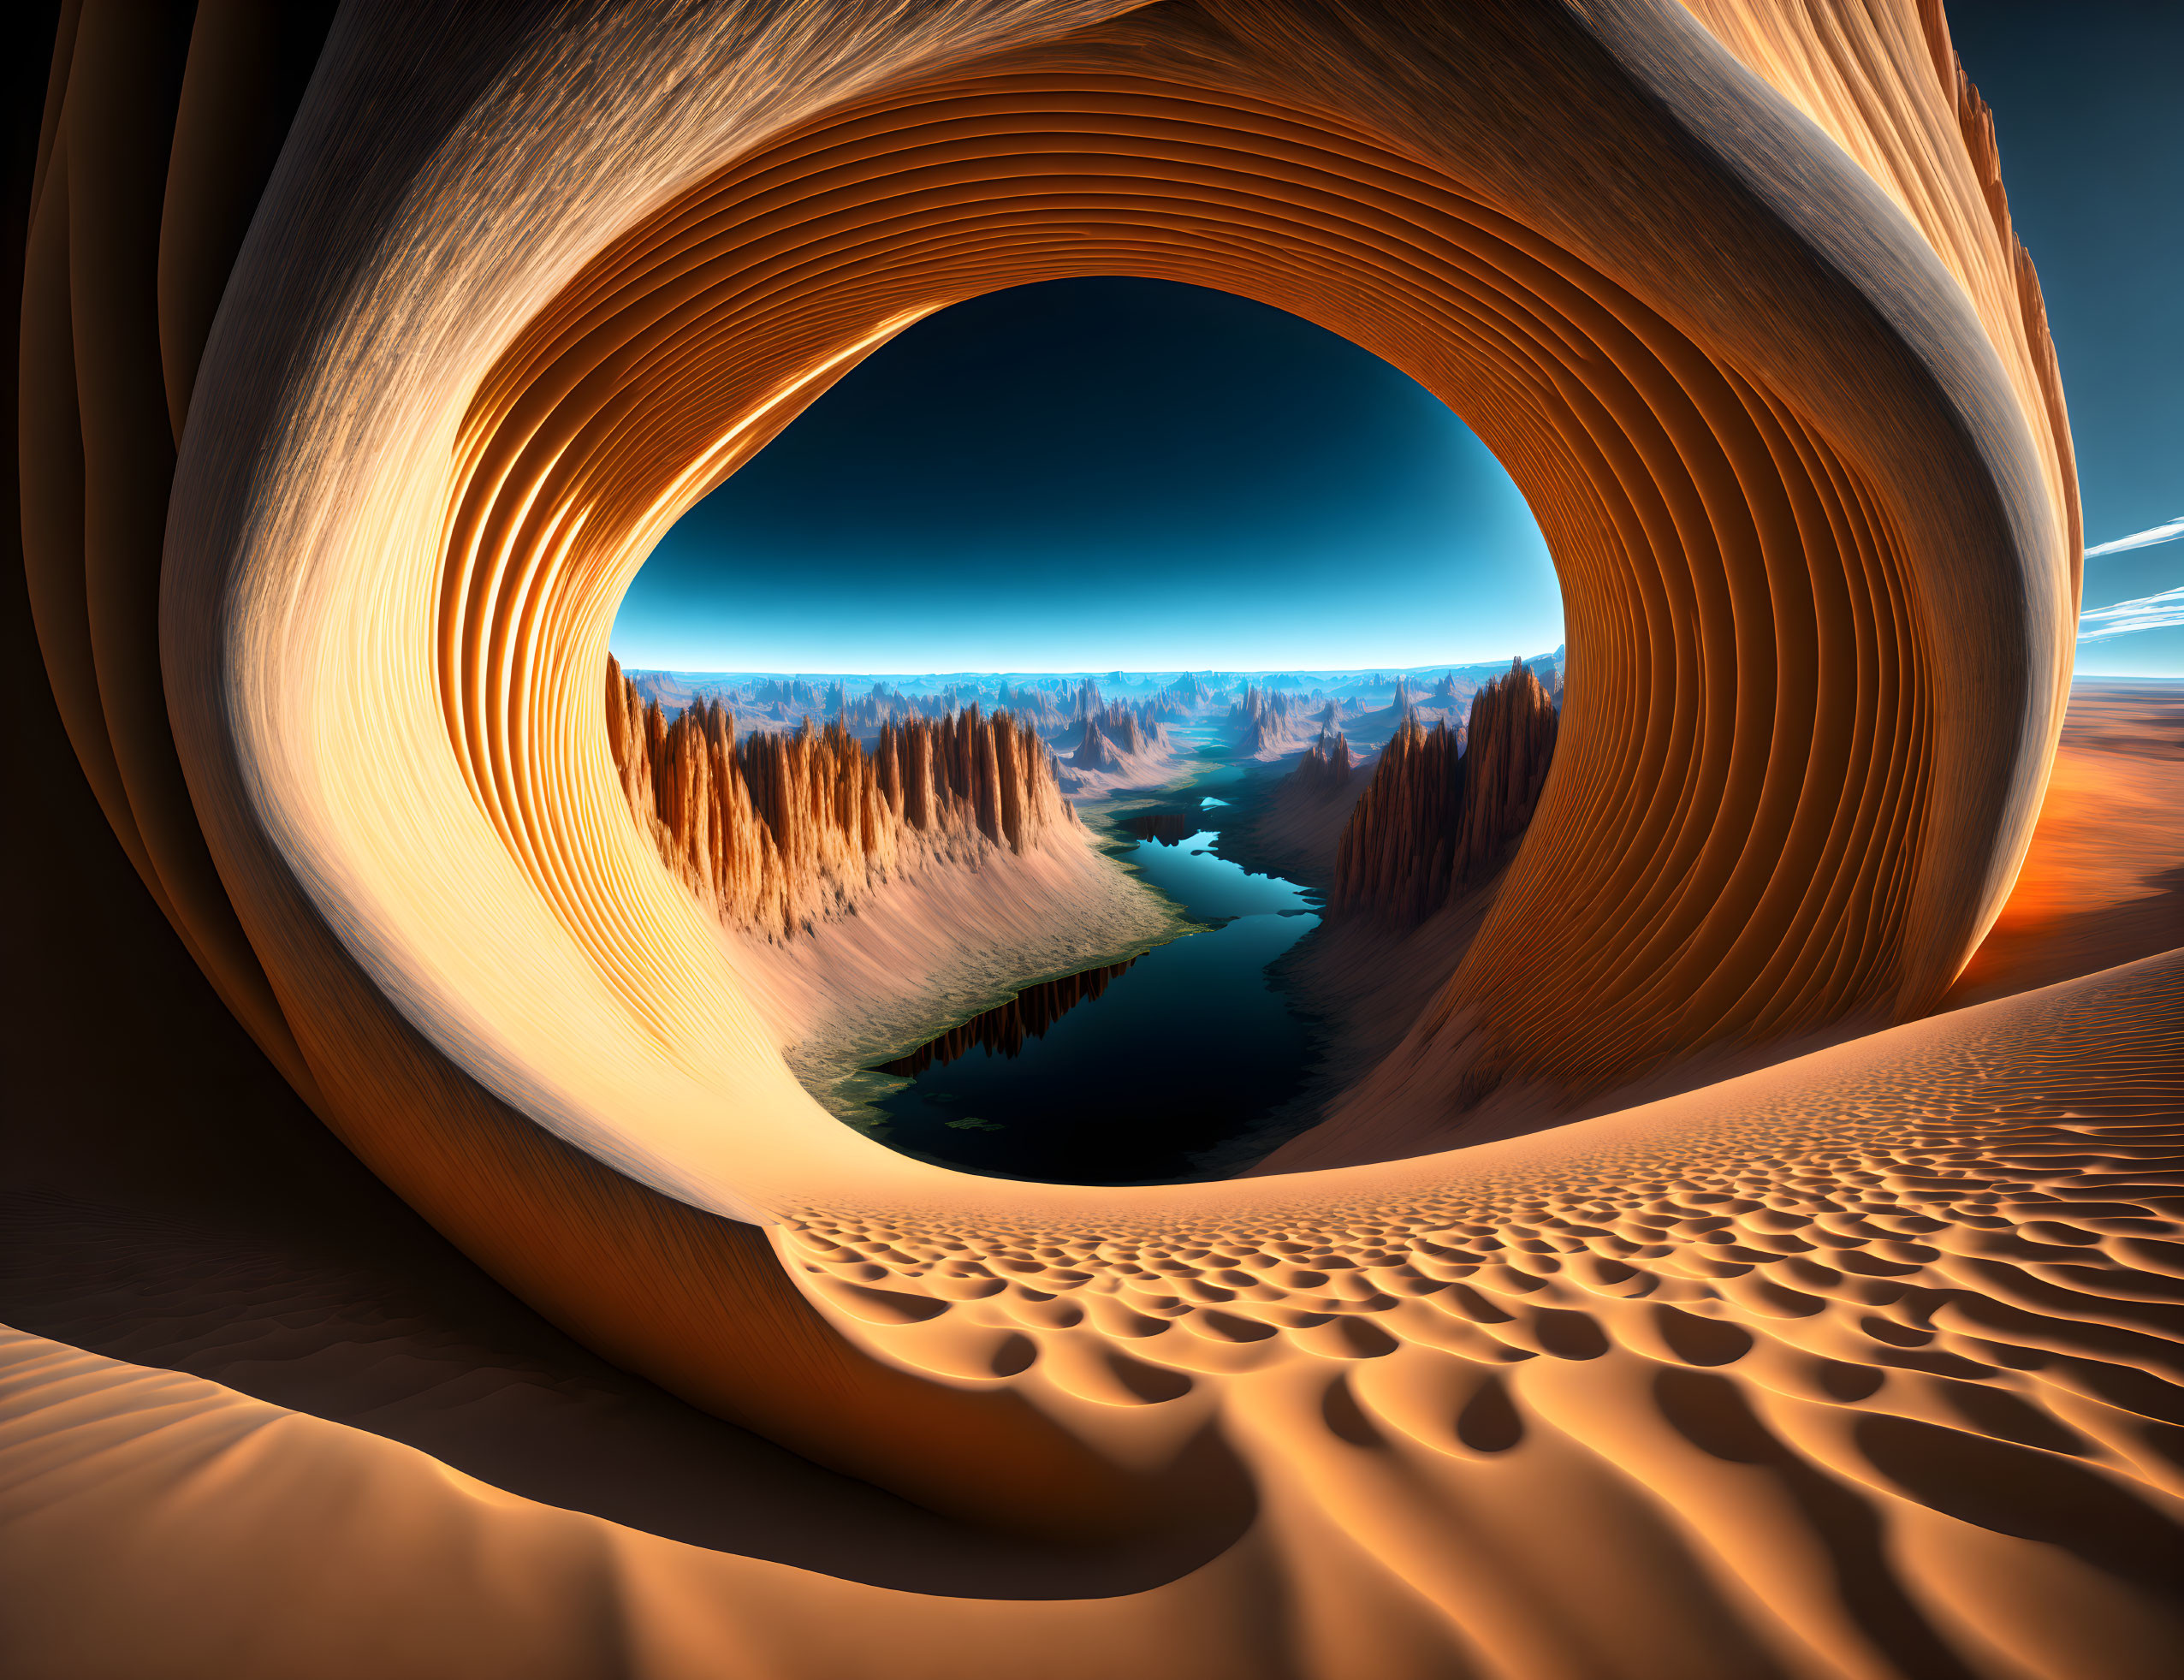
[868,777,1321,1184]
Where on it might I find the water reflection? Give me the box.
[866,789,1321,1184]
[1124,810,1199,844]
[1122,827,1312,922]
[879,959,1137,1077]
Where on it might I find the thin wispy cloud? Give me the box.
[2085,515,2184,558]
[2079,584,2184,642]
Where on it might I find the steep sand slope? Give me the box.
[4,951,2178,1680]
[727,815,1179,1099]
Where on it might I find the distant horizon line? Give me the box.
[615,647,1569,683]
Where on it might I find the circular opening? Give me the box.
[428,59,2027,1201]
[606,276,1563,1184]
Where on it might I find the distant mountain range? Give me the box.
[622,648,1567,718]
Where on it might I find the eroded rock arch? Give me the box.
[25,6,2175,1677]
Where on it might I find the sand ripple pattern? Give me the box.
[781,954,2184,1676]
[3,956,2176,1679]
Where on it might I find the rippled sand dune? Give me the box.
[6,948,2179,1677]
[9,1,2175,1675]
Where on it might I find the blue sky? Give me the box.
[611,279,1560,674]
[614,3,2179,679]
[1950,2,2181,675]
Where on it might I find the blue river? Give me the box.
[868,773,1321,1184]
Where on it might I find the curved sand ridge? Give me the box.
[6,953,2180,1677]
[15,3,2151,1673]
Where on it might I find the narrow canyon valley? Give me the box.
[606,653,1572,1181]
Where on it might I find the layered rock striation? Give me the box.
[605,656,1073,937]
[1332,660,1558,924]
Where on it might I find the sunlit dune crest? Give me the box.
[6,950,2180,1676]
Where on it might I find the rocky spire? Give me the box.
[1332,715,1463,923]
[1331,658,1558,924]
[1453,657,1558,883]
[606,660,1074,937]
[1294,727,1354,796]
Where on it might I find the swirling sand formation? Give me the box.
[9,2,2179,1676]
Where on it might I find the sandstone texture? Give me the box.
[1333,660,1559,924]
[15,3,2153,1677]
[605,657,1072,937]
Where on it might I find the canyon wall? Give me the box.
[1332,660,1559,924]
[605,656,1073,938]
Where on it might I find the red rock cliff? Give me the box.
[605,656,1074,937]
[1331,659,1558,923]
[1451,657,1557,883]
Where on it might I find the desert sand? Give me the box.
[1939,681,2184,1011]
[8,1,2174,1676]
[5,939,2178,1678]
